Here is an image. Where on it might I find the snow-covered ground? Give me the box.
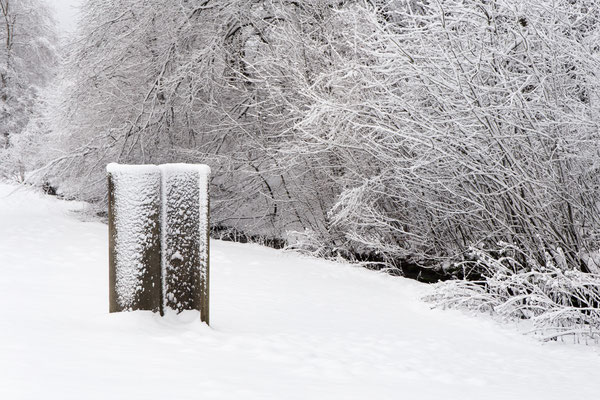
[1,184,599,400]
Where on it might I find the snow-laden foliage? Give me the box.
[37,0,600,277]
[0,0,58,179]
[428,245,600,342]
[43,0,347,233]
[300,0,600,270]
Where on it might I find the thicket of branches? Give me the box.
[43,0,600,274]
[0,0,58,179]
[21,0,596,287]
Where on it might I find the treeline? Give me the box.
[26,0,600,278]
[0,0,58,179]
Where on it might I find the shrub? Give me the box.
[428,245,600,343]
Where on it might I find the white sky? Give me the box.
[46,0,82,33]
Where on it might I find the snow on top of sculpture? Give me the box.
[106,163,162,174]
[158,163,211,175]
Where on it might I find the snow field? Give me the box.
[1,184,600,400]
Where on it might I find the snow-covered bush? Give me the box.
[428,245,600,342]
[296,0,600,272]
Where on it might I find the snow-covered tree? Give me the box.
[47,0,354,238]
[0,0,58,178]
[44,0,600,275]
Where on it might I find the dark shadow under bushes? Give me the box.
[211,225,287,250]
[211,225,458,283]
